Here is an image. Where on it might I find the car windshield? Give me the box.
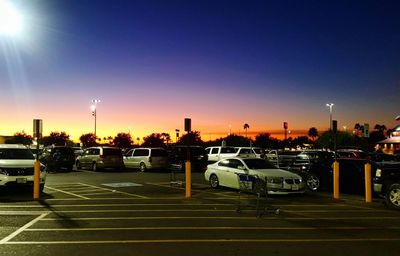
[243,159,277,169]
[0,148,35,160]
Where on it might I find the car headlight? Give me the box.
[375,168,381,177]
[268,177,284,184]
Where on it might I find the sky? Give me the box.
[1,0,399,142]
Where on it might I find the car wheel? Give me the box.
[76,161,82,170]
[385,184,400,210]
[140,163,147,172]
[209,174,219,188]
[306,173,321,191]
[252,179,266,196]
[92,162,97,172]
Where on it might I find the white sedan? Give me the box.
[205,157,305,195]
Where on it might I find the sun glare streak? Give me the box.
[0,1,23,37]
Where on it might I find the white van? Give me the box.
[205,146,238,163]
[123,147,169,172]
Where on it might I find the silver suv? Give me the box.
[124,147,168,172]
[76,146,124,171]
[0,144,46,191]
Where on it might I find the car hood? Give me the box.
[250,168,301,179]
[0,159,35,168]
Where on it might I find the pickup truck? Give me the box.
[373,162,400,210]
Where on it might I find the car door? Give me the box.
[78,149,88,168]
[132,149,149,168]
[124,149,135,169]
[208,147,220,163]
[224,159,247,189]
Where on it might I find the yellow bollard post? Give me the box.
[33,160,40,200]
[185,160,191,198]
[333,160,339,200]
[365,162,372,203]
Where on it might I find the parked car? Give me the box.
[168,145,208,172]
[235,147,263,158]
[336,149,368,159]
[39,146,75,172]
[123,147,169,172]
[75,146,124,171]
[0,144,46,191]
[71,147,83,158]
[305,158,378,194]
[205,157,305,195]
[373,162,400,209]
[205,146,238,163]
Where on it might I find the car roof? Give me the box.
[0,144,28,149]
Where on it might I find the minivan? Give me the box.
[123,147,169,172]
[39,146,75,172]
[76,146,124,171]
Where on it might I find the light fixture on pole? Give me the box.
[91,99,101,140]
[326,103,334,130]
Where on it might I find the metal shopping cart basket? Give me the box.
[236,173,280,217]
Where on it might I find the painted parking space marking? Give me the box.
[45,186,90,199]
[5,237,400,245]
[102,182,143,188]
[0,213,49,245]
[78,183,149,199]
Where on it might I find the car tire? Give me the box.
[209,174,219,188]
[385,183,400,210]
[252,179,266,196]
[92,162,97,172]
[306,173,321,191]
[140,163,147,172]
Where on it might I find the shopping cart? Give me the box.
[236,173,280,217]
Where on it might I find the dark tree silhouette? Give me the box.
[113,133,133,148]
[308,127,318,141]
[243,123,250,137]
[160,133,171,145]
[142,133,165,147]
[177,131,203,146]
[5,131,32,145]
[40,131,71,146]
[79,133,97,147]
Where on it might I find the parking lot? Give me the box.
[1,170,400,256]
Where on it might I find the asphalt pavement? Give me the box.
[1,169,400,256]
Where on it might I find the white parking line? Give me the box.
[78,183,148,199]
[45,186,90,199]
[24,226,400,231]
[0,213,49,244]
[5,237,400,244]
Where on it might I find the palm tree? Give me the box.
[308,127,318,141]
[243,123,250,138]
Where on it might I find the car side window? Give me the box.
[228,159,244,169]
[93,149,100,155]
[211,148,219,154]
[83,149,90,155]
[206,148,211,154]
[218,159,230,167]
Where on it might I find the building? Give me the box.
[377,125,400,155]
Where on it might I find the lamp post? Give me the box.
[91,99,100,140]
[326,103,334,130]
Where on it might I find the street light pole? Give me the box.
[326,103,334,130]
[91,99,101,140]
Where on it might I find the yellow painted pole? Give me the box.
[185,160,191,198]
[333,160,339,200]
[33,160,40,200]
[364,162,372,203]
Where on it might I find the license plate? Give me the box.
[292,184,299,190]
[16,178,27,184]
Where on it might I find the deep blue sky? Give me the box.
[1,0,399,139]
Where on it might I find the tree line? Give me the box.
[4,123,391,152]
